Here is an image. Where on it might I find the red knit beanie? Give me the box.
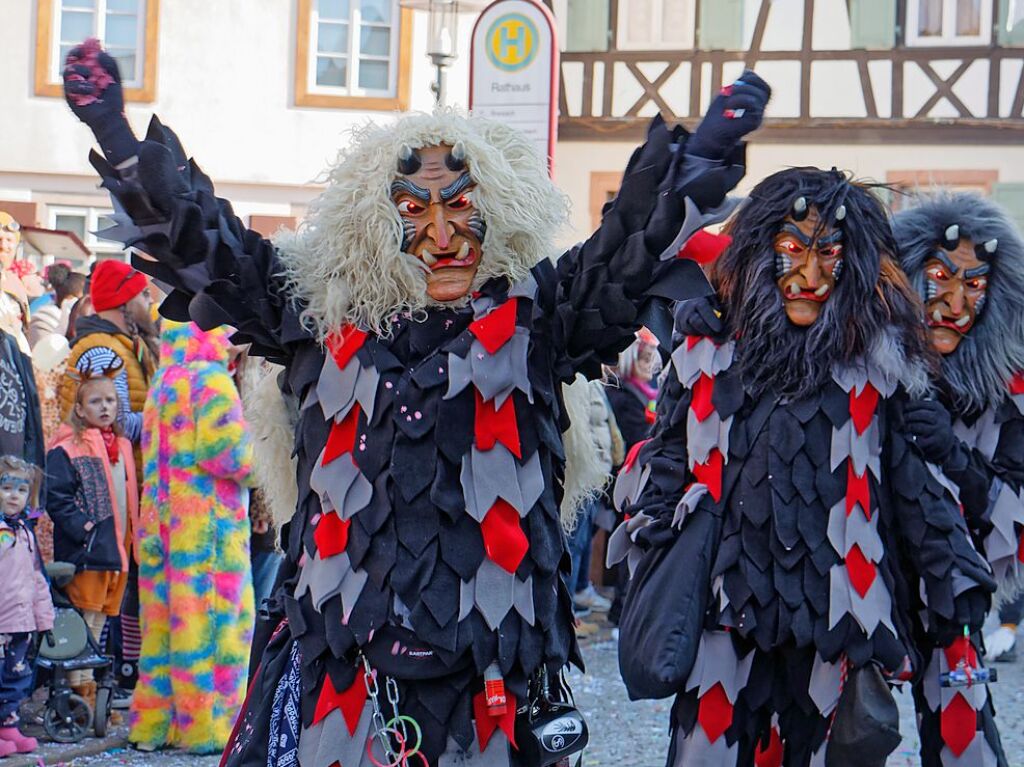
[90,260,148,312]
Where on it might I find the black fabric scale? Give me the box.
[89,115,736,765]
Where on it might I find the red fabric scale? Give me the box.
[312,669,368,735]
[753,726,783,767]
[692,449,724,503]
[470,298,518,354]
[326,324,368,370]
[322,404,361,467]
[480,499,529,574]
[690,374,715,423]
[314,511,350,559]
[696,682,733,744]
[473,690,518,750]
[474,390,522,458]
[843,384,879,598]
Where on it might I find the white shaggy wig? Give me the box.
[274,109,569,339]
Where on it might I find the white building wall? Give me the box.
[0,0,474,225]
[556,140,1024,247]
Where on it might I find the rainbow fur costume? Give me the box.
[131,320,254,753]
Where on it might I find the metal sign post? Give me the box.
[469,0,559,176]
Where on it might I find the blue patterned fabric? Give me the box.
[266,642,301,767]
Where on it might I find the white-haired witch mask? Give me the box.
[924,225,996,355]
[391,143,487,303]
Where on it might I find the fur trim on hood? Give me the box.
[274,108,569,340]
[894,192,1024,411]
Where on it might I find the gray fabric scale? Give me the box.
[806,653,842,718]
[686,409,732,468]
[984,480,1024,583]
[826,497,885,564]
[827,562,895,636]
[684,630,753,701]
[828,418,881,480]
[445,333,532,408]
[671,727,739,767]
[437,730,512,767]
[672,338,735,389]
[297,704,375,767]
[460,446,544,521]
[310,451,373,521]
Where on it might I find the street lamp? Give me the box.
[400,0,488,105]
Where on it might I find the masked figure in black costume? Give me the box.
[611,170,994,767]
[63,37,770,767]
[894,192,1024,767]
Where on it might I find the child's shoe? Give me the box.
[71,680,97,710]
[0,739,16,757]
[0,726,37,753]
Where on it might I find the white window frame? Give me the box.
[906,0,992,46]
[48,206,119,254]
[48,0,148,87]
[615,0,696,50]
[307,0,401,99]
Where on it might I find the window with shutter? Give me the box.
[993,183,1024,231]
[697,0,743,50]
[566,0,610,51]
[849,0,896,49]
[998,0,1024,45]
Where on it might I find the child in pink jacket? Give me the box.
[0,455,55,756]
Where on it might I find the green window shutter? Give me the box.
[566,0,610,51]
[698,0,743,50]
[849,0,896,49]
[992,183,1024,231]
[997,0,1024,46]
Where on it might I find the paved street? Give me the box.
[18,625,1024,765]
[569,626,1024,766]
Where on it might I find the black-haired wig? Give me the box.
[894,192,1024,412]
[711,167,933,400]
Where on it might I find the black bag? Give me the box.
[513,670,588,767]
[616,504,722,700]
[616,392,776,701]
[825,664,901,767]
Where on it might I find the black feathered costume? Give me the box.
[894,193,1024,767]
[611,170,995,767]
[69,98,754,767]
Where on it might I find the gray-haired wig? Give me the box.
[894,192,1024,411]
[274,109,569,339]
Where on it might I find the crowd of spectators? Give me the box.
[0,212,280,756]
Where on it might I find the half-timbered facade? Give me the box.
[551,0,1024,240]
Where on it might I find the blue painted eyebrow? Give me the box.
[964,264,991,278]
[440,173,473,201]
[930,251,959,273]
[817,229,844,245]
[390,178,431,202]
[779,222,813,245]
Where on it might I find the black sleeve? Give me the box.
[540,117,744,382]
[88,118,309,361]
[942,402,1024,535]
[43,448,91,546]
[886,396,995,630]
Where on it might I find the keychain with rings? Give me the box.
[361,656,427,767]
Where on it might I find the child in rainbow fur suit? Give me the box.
[132,320,254,753]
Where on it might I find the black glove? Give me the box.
[687,71,771,161]
[633,516,676,550]
[674,295,723,338]
[933,588,989,646]
[63,40,139,165]
[904,398,958,465]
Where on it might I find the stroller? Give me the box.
[34,562,115,743]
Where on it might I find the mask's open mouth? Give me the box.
[421,242,477,270]
[783,282,830,302]
[928,310,972,334]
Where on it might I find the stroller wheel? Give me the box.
[43,694,93,743]
[94,686,111,737]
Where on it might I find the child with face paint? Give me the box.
[0,455,54,756]
[45,363,137,709]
